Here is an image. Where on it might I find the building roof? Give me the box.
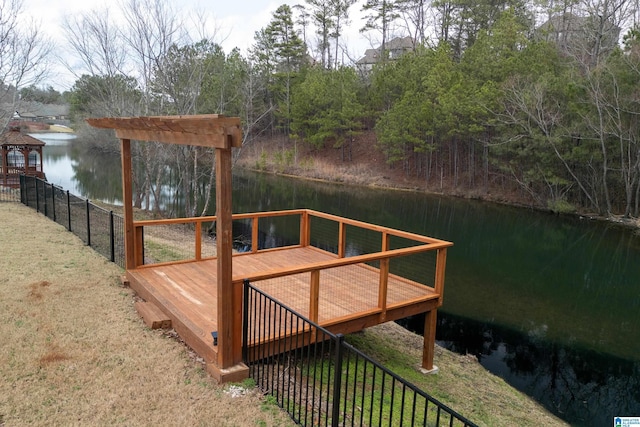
[3,102,69,119]
[356,36,414,65]
[536,12,621,54]
[0,128,45,147]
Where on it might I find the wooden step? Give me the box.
[134,301,172,329]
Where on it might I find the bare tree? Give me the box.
[0,0,53,129]
[331,0,357,68]
[398,0,429,46]
[499,76,602,211]
[360,0,401,59]
[62,9,127,79]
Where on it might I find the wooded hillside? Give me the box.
[58,0,640,218]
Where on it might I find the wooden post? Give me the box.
[216,142,238,368]
[299,210,310,247]
[378,260,389,319]
[422,309,438,372]
[338,221,346,258]
[134,226,144,267]
[1,146,7,186]
[422,246,447,373]
[309,270,320,324]
[252,216,259,253]
[378,232,389,321]
[120,139,136,270]
[434,248,448,305]
[195,221,202,260]
[38,147,44,176]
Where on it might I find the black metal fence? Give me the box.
[243,280,477,427]
[20,175,125,268]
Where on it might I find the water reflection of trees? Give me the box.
[425,313,640,427]
[68,138,123,203]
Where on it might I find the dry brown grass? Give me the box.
[0,202,292,427]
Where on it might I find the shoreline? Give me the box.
[235,134,640,231]
[237,164,640,232]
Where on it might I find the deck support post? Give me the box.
[338,221,346,258]
[216,142,239,367]
[421,247,447,374]
[120,138,136,270]
[195,222,202,260]
[421,309,439,374]
[210,136,249,382]
[252,216,259,252]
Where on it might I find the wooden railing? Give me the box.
[132,209,453,323]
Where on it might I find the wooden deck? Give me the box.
[86,115,452,382]
[127,245,441,367]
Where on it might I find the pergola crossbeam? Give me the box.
[86,115,242,148]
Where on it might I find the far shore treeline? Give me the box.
[3,0,640,220]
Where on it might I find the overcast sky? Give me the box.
[21,0,372,91]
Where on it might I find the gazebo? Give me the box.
[1,127,45,187]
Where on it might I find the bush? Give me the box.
[547,198,575,214]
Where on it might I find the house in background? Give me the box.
[356,36,415,74]
[5,102,71,132]
[537,13,621,66]
[13,102,70,123]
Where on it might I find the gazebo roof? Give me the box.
[86,114,242,148]
[1,128,45,148]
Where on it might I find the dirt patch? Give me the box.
[27,281,51,301]
[38,344,71,367]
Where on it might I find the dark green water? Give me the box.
[230,170,640,427]
[42,139,640,426]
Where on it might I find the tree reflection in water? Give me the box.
[400,312,640,427]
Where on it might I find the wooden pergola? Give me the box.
[1,128,45,187]
[87,114,453,383]
[87,114,247,379]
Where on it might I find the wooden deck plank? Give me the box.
[127,246,438,368]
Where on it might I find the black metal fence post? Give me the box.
[35,179,40,213]
[331,334,345,427]
[50,183,56,222]
[66,190,71,231]
[109,211,115,263]
[85,199,91,246]
[43,180,48,218]
[19,175,24,204]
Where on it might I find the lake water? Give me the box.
[38,135,640,426]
